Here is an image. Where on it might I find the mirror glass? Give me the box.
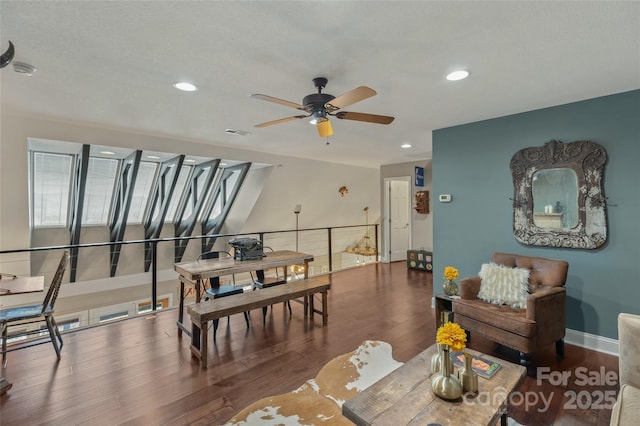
[510,140,608,249]
[532,168,578,229]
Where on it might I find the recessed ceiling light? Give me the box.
[220,162,228,167]
[401,143,412,149]
[173,82,197,92]
[446,70,469,81]
[184,159,196,163]
[100,150,115,155]
[147,155,160,160]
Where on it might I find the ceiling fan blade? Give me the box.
[254,115,308,128]
[325,86,377,110]
[250,94,305,110]
[334,111,395,125]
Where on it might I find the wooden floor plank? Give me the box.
[0,262,616,425]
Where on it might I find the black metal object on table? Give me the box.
[229,238,265,261]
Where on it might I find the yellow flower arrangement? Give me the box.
[443,266,459,281]
[436,321,467,352]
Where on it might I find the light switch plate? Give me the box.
[439,194,452,203]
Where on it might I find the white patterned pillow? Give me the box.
[478,263,530,308]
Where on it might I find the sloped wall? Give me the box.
[0,113,380,297]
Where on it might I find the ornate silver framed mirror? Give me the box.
[510,140,608,249]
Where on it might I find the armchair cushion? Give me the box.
[618,313,640,388]
[610,384,640,426]
[477,262,530,308]
[453,299,536,337]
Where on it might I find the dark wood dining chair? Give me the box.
[251,247,289,323]
[1,251,69,365]
[199,251,250,341]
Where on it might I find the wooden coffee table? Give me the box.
[342,344,527,426]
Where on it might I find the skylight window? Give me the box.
[225,170,240,203]
[82,157,118,225]
[127,162,158,224]
[29,140,253,259]
[165,165,192,222]
[31,152,73,227]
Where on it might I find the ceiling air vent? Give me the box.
[13,61,36,76]
[225,129,251,136]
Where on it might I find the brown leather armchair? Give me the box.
[452,252,569,368]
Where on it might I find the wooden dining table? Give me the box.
[173,250,314,336]
[0,274,45,395]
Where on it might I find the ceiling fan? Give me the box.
[251,77,394,137]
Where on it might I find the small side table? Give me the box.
[434,294,460,329]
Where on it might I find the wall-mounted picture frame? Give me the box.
[415,166,424,187]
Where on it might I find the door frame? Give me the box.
[382,176,412,263]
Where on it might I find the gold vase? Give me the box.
[430,343,445,374]
[431,345,462,400]
[458,352,479,394]
[443,279,458,296]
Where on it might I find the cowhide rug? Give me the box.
[225,340,401,425]
[225,340,524,426]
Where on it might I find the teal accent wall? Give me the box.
[432,89,640,339]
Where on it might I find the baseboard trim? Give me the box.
[565,328,619,356]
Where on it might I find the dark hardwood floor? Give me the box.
[0,262,617,425]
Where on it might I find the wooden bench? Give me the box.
[187,276,331,368]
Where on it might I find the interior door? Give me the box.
[385,177,411,262]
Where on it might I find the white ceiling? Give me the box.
[1,1,639,168]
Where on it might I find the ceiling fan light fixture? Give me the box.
[446,70,469,81]
[317,119,333,138]
[310,109,328,125]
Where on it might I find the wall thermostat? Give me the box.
[439,194,452,203]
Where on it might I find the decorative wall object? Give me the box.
[346,207,377,257]
[414,190,429,214]
[338,186,349,197]
[510,140,608,249]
